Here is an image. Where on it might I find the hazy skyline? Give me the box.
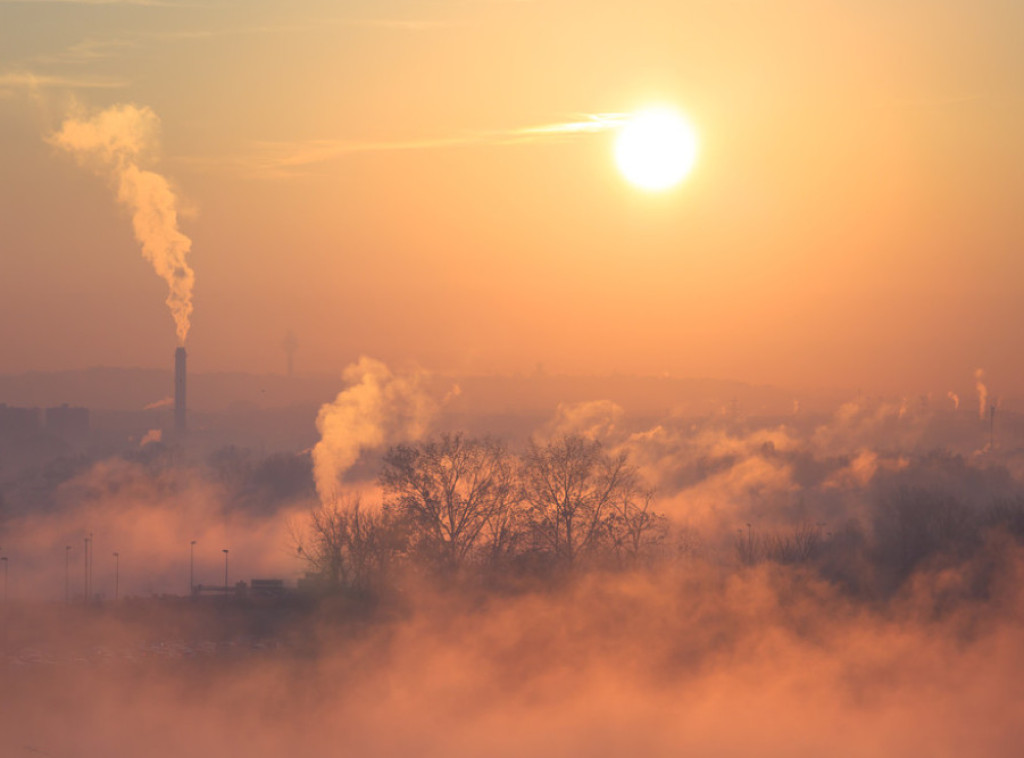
[2,0,1023,393]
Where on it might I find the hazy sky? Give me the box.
[1,0,1022,392]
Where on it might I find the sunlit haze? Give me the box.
[3,2,1024,757]
[0,0,1021,394]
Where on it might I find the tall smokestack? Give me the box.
[175,347,187,434]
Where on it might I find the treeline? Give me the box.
[296,433,668,590]
[734,488,1024,599]
[297,433,1024,607]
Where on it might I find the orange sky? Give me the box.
[1,0,1022,393]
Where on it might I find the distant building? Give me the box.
[45,403,90,438]
[0,404,41,437]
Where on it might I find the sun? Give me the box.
[614,107,698,191]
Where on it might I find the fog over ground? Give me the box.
[3,366,1024,757]
[4,559,1024,757]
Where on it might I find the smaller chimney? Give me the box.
[174,347,187,434]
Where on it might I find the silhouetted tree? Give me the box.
[295,495,403,591]
[521,435,645,566]
[764,523,824,565]
[381,433,519,571]
[608,488,668,564]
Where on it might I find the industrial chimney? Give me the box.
[174,346,187,434]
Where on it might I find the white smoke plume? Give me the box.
[50,104,195,345]
[540,399,625,443]
[312,357,437,502]
[975,368,988,421]
[948,391,960,411]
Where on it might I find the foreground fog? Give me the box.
[4,372,1024,757]
[4,559,1024,757]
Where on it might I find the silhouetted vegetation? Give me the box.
[381,434,519,571]
[292,432,1024,614]
[298,434,669,592]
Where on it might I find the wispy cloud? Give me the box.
[0,0,191,6]
[0,70,128,91]
[195,114,631,177]
[139,15,463,41]
[18,14,460,67]
[338,18,464,31]
[7,12,459,84]
[516,114,631,136]
[28,38,138,66]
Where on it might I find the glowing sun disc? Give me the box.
[615,108,698,190]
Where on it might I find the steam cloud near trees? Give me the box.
[4,361,1024,756]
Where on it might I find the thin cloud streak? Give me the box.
[138,15,464,40]
[0,0,193,6]
[28,38,138,66]
[17,15,461,70]
[4,9,462,87]
[199,114,632,177]
[341,18,465,31]
[0,70,128,90]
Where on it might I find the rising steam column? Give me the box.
[174,346,187,435]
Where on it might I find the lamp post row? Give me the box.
[0,540,232,601]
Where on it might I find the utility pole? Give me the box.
[113,552,119,602]
[65,545,71,604]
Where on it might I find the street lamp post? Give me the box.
[190,540,197,595]
[1,555,7,652]
[222,549,229,593]
[113,552,119,602]
[1,553,6,655]
[83,536,89,604]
